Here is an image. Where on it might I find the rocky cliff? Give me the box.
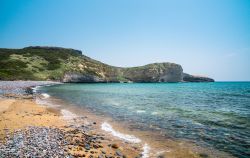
[0,46,214,82]
[62,63,183,83]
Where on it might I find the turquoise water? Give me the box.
[40,82,250,158]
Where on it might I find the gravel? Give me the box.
[0,127,71,158]
[0,81,60,98]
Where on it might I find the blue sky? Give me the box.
[0,0,249,81]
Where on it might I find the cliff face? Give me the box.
[121,63,183,82]
[62,72,106,83]
[0,46,214,82]
[62,63,183,83]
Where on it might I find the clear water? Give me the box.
[40,82,250,158]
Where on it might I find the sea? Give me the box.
[37,82,250,158]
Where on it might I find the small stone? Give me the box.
[98,155,104,158]
[111,144,119,149]
[101,150,106,154]
[85,144,90,150]
[93,144,99,149]
[116,150,123,156]
[199,153,209,158]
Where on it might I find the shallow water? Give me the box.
[39,82,250,158]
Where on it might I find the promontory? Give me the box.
[0,46,214,82]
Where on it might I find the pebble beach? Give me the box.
[0,81,142,158]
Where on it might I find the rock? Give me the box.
[182,73,214,82]
[101,150,106,154]
[98,155,104,158]
[199,153,209,158]
[105,154,114,158]
[93,144,99,149]
[116,150,123,156]
[123,63,183,82]
[63,72,105,83]
[85,144,90,150]
[98,144,103,148]
[111,144,119,149]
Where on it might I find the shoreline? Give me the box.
[0,81,142,157]
[0,81,234,158]
[57,99,233,158]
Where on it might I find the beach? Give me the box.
[0,81,144,158]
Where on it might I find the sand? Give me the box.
[0,98,142,157]
[0,98,65,139]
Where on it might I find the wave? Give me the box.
[32,85,61,108]
[141,143,150,158]
[31,86,41,93]
[35,93,62,108]
[151,111,159,115]
[101,122,153,157]
[101,122,141,143]
[136,110,146,113]
[41,93,50,99]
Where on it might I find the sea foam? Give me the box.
[61,109,78,120]
[32,86,41,93]
[41,93,50,99]
[101,122,141,143]
[136,110,146,113]
[141,143,150,158]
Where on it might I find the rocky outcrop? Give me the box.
[62,72,106,83]
[182,73,214,82]
[121,63,183,82]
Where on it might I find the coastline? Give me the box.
[0,81,234,158]
[56,96,234,158]
[0,81,142,157]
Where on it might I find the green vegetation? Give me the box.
[0,47,86,80]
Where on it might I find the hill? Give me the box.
[0,46,214,82]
